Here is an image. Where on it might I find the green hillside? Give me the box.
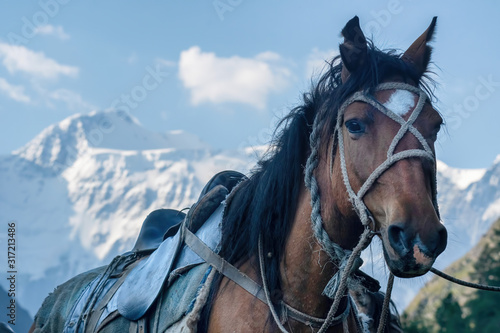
[401,218,500,332]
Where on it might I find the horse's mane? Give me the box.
[200,42,434,329]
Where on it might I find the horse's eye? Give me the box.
[345,119,365,134]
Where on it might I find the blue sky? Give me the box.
[0,0,499,168]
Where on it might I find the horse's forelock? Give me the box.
[320,45,436,146]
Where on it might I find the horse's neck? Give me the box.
[280,186,344,320]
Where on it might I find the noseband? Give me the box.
[301,81,440,332]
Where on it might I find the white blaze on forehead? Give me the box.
[383,90,416,116]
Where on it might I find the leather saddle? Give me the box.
[131,209,186,254]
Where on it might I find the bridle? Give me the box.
[299,81,439,333]
[336,81,439,227]
[306,81,439,284]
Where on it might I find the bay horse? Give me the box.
[30,16,447,333]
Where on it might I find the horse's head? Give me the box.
[316,17,447,278]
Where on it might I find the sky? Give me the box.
[0,0,499,169]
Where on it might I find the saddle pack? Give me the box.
[62,170,246,333]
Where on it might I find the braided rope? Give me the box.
[376,273,395,333]
[304,108,349,261]
[317,228,374,333]
[430,267,500,292]
[262,80,449,331]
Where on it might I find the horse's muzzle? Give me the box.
[384,222,447,277]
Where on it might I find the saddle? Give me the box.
[63,170,246,332]
[131,209,186,254]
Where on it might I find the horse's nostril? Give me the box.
[435,226,448,255]
[387,224,410,256]
[425,225,448,256]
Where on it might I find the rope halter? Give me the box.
[336,81,439,229]
[302,81,440,332]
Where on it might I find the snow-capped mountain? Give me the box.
[0,109,499,317]
[0,110,258,317]
[436,158,500,263]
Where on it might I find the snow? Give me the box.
[490,175,499,187]
[494,154,500,165]
[13,109,210,170]
[437,160,487,190]
[482,197,500,222]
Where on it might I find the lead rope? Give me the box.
[376,273,395,333]
[317,228,374,333]
[430,267,500,292]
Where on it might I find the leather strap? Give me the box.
[183,227,267,303]
[86,259,143,332]
[138,318,146,333]
[127,318,147,333]
[93,311,120,332]
[128,321,137,333]
[183,227,349,328]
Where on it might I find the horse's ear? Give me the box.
[402,17,437,77]
[339,16,368,83]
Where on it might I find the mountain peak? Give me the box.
[437,160,486,190]
[495,154,500,165]
[13,109,210,170]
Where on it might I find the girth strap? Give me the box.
[183,227,350,328]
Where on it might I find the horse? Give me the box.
[30,16,447,333]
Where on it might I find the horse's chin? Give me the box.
[382,246,435,278]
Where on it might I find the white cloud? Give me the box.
[34,25,70,40]
[0,77,30,103]
[178,46,291,109]
[305,48,339,79]
[0,42,78,79]
[49,89,95,111]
